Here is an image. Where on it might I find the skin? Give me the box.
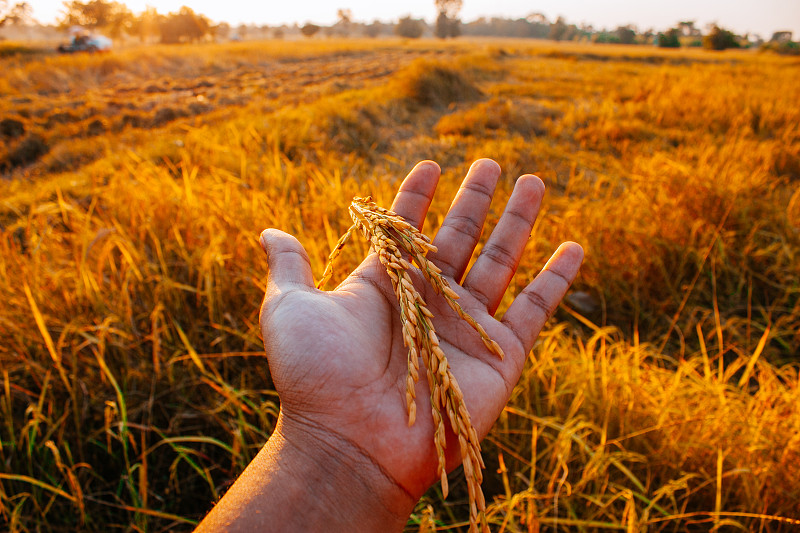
[196,159,584,532]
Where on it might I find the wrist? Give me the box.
[198,412,416,532]
[272,410,416,531]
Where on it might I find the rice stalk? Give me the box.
[321,196,505,533]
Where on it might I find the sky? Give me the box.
[28,0,800,39]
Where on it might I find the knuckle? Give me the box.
[462,181,493,200]
[481,242,518,272]
[442,214,482,239]
[468,285,491,307]
[522,289,556,318]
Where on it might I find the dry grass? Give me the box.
[0,38,798,532]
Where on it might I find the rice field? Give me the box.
[1,38,799,531]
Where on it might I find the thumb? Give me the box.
[260,228,315,291]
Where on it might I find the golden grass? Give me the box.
[0,38,798,531]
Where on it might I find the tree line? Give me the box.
[54,1,213,43]
[1,0,796,54]
[1,0,214,43]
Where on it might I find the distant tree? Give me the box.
[577,23,594,41]
[435,11,461,38]
[434,0,462,39]
[127,6,161,42]
[364,20,382,38]
[272,26,285,39]
[435,0,462,19]
[107,9,134,36]
[435,11,448,38]
[770,31,792,44]
[300,23,320,38]
[549,16,568,41]
[678,21,700,37]
[526,12,547,25]
[450,18,461,38]
[615,25,637,44]
[159,6,211,44]
[657,27,681,48]
[528,17,550,38]
[594,31,620,44]
[703,25,740,50]
[337,9,352,24]
[335,8,352,36]
[761,38,799,55]
[0,0,30,27]
[59,0,131,34]
[214,21,230,40]
[395,16,424,39]
[460,16,555,39]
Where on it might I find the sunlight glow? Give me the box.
[28,0,800,39]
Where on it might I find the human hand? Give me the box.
[197,159,583,532]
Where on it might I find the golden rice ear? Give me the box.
[316,224,355,290]
[318,196,499,533]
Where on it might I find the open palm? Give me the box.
[258,159,583,504]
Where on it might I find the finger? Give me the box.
[427,159,501,282]
[501,242,584,353]
[390,160,441,230]
[462,175,545,315]
[260,228,315,294]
